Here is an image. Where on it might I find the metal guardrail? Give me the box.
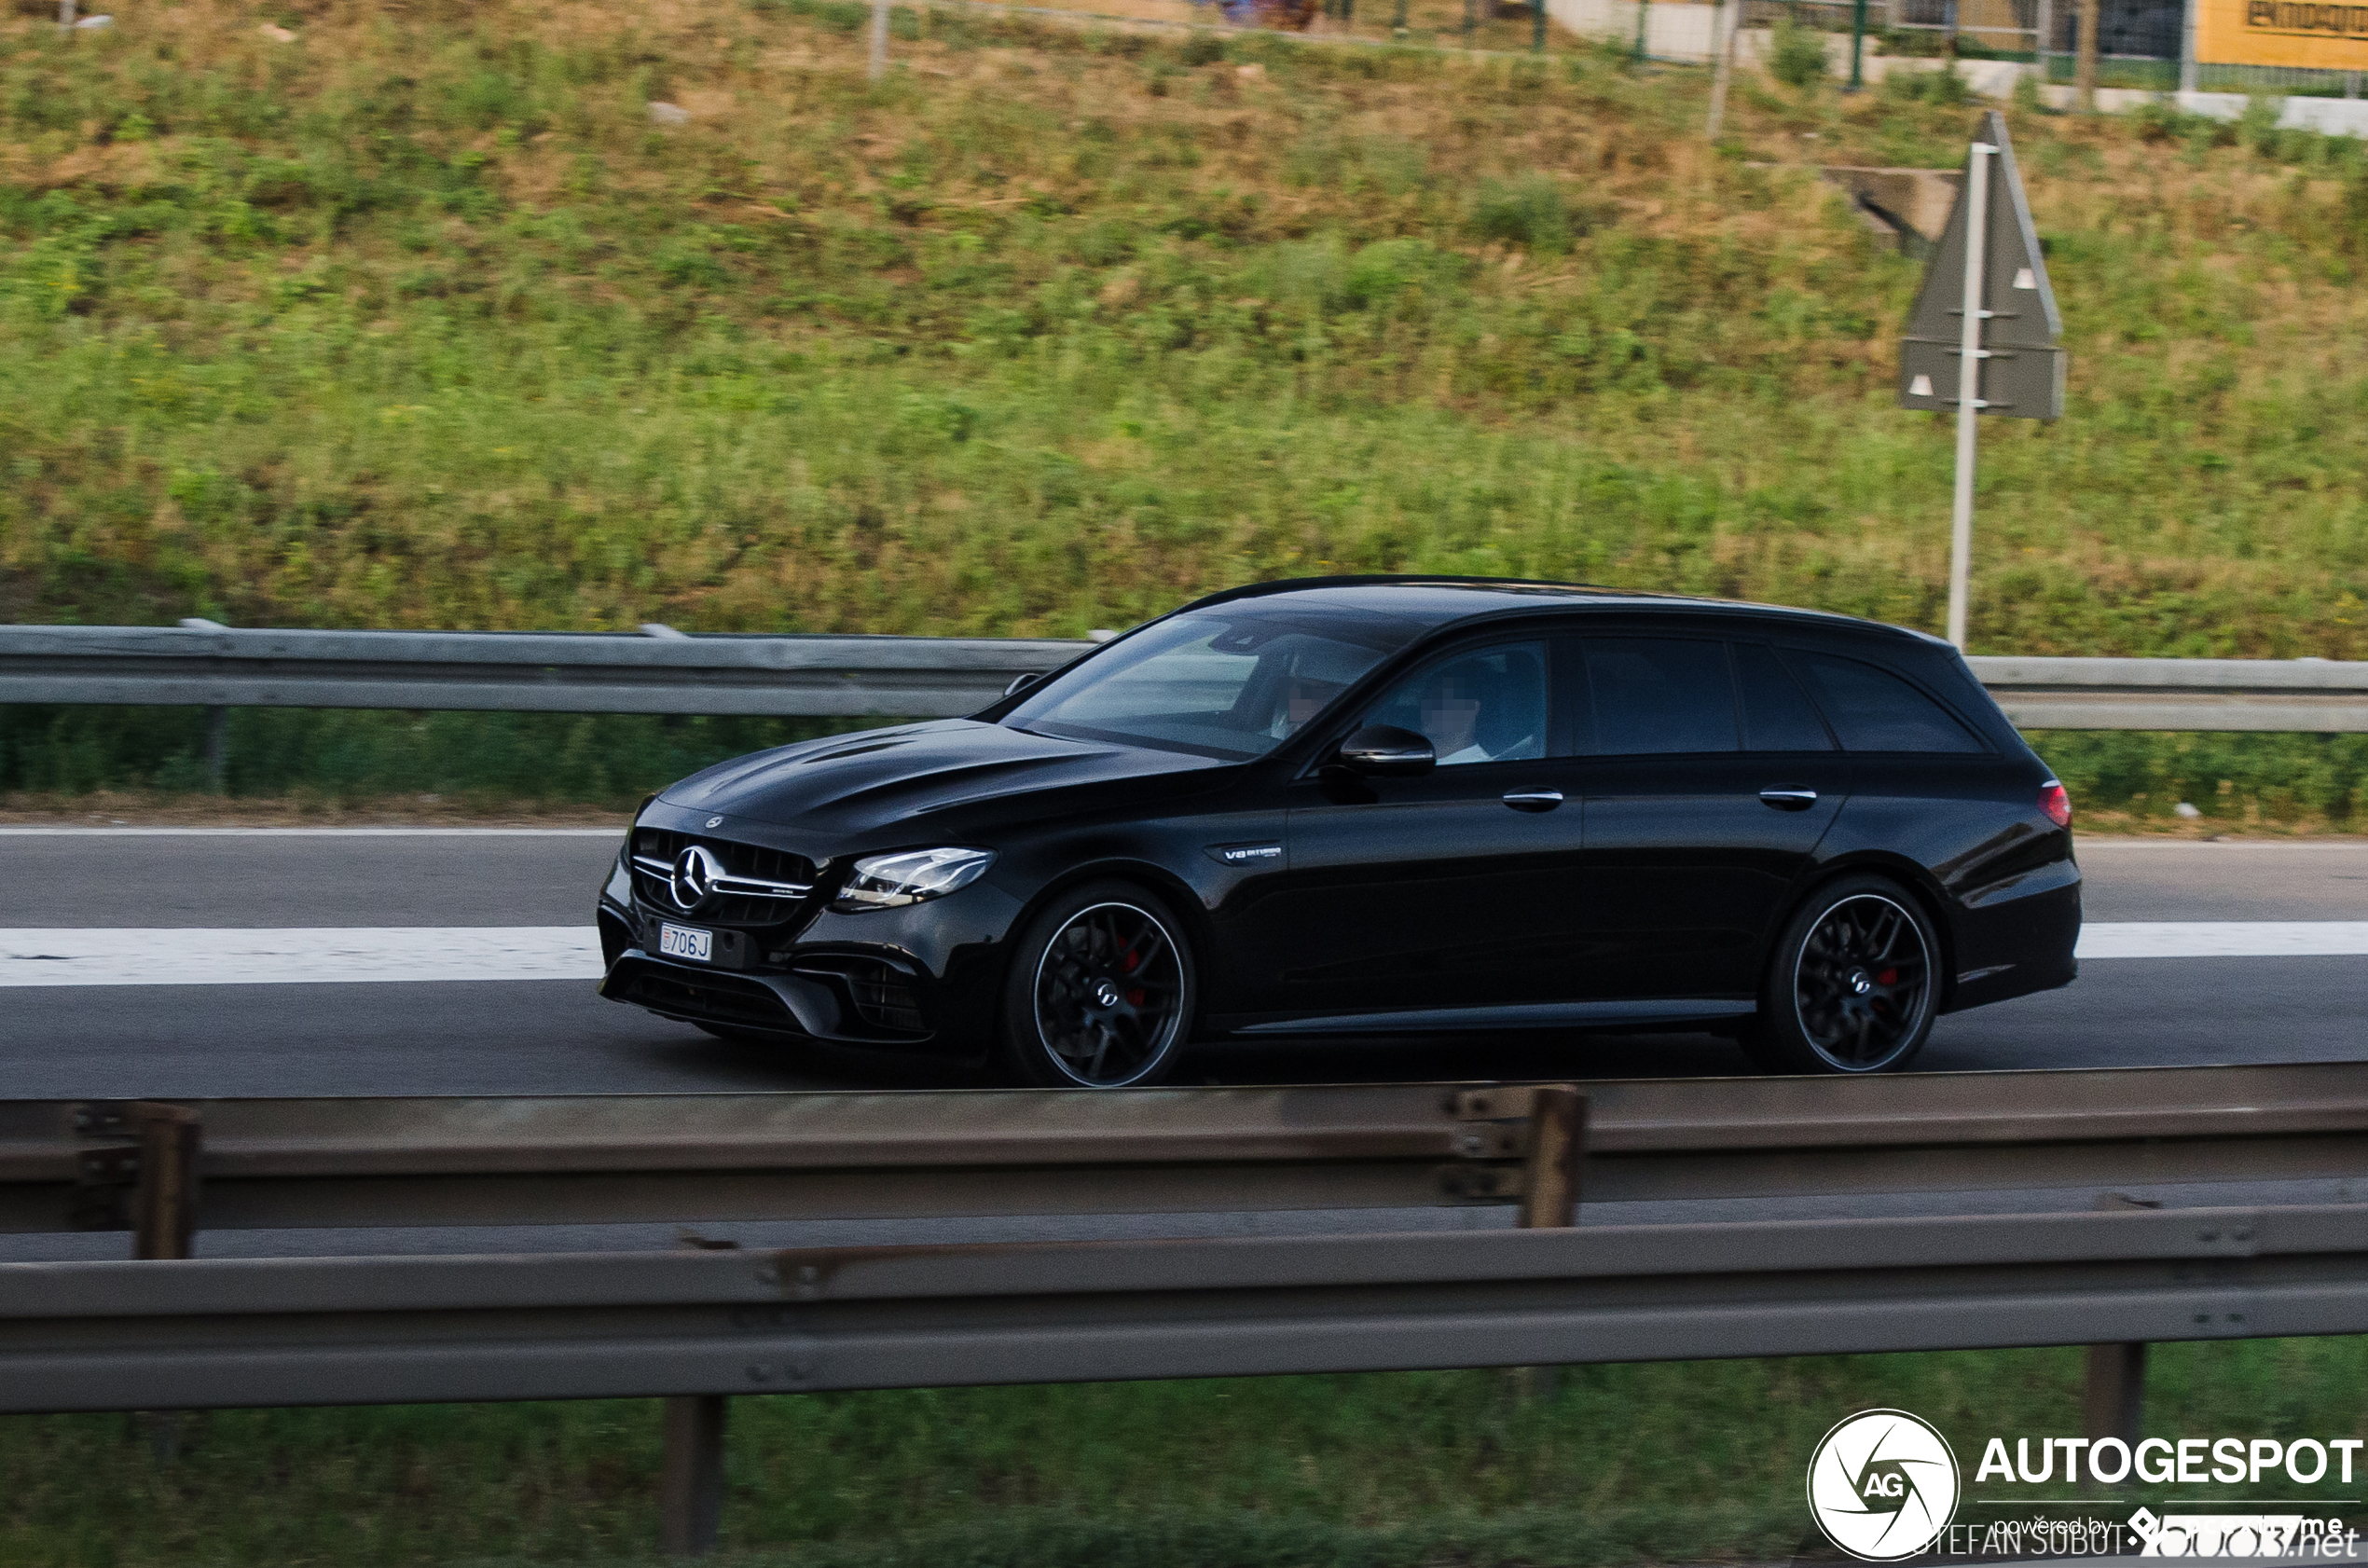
[1971,655,2368,733]
[11,1064,2368,1239]
[6,1061,2363,1265]
[8,1063,2368,1553]
[8,1061,2346,1234]
[0,623,1090,719]
[8,1202,2361,1414]
[5,623,2367,730]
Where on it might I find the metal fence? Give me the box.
[6,624,2366,731]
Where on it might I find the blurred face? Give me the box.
[1420,676,1481,754]
[1281,676,1342,732]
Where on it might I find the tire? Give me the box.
[997,880,1196,1088]
[1749,874,1941,1076]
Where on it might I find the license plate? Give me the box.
[658,923,713,963]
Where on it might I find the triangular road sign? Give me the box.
[1900,111,2065,420]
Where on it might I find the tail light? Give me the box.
[2040,781,2072,828]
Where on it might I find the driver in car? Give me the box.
[1411,656,1542,764]
[1418,667,1492,763]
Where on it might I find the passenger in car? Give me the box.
[1267,643,1372,739]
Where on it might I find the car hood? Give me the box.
[658,719,1231,839]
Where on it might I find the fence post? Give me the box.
[2073,0,2099,108]
[1705,0,1737,138]
[868,0,888,80]
[660,1395,729,1556]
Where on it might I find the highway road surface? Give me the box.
[2,828,2363,1260]
[3,829,2365,1097]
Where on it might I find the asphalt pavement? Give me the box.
[4,828,2364,1260]
[3,831,2366,1098]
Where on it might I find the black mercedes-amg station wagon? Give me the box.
[598,577,2079,1084]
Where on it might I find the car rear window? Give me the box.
[1734,644,1835,751]
[1581,639,1739,755]
[1788,653,1986,753]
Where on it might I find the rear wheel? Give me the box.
[997,881,1195,1088]
[1748,874,1940,1075]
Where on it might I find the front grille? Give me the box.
[611,961,799,1032]
[630,829,819,927]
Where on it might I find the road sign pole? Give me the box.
[1947,139,1994,651]
[1849,0,1868,89]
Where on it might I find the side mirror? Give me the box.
[1003,672,1043,698]
[1335,724,1435,777]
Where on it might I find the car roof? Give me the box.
[1179,576,1945,645]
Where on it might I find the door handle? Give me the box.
[1759,787,1818,810]
[1503,790,1563,812]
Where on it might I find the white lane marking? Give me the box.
[0,928,603,986]
[2080,922,2368,958]
[4,922,2358,985]
[0,827,623,836]
[2077,839,2368,851]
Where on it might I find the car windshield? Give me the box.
[1002,610,1404,760]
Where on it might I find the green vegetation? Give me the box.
[5,0,2367,653]
[7,1339,2368,1565]
[4,1,2368,817]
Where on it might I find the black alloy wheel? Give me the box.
[999,882,1194,1088]
[1747,874,1940,1075]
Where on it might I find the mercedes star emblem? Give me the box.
[669,845,724,911]
[705,816,724,829]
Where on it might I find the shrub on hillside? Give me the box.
[1769,20,1827,88]
[1468,172,1571,253]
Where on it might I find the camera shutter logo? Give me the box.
[1807,1409,1962,1561]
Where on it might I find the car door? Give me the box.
[1568,635,1852,1005]
[1258,637,1591,1026]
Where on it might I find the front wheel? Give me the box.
[997,882,1195,1088]
[1748,875,1940,1075]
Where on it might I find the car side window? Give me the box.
[1580,639,1739,755]
[1788,653,1986,753]
[1734,644,1835,752]
[1359,641,1549,766]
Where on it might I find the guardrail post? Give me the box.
[659,1395,728,1556]
[132,1104,202,1261]
[1518,1085,1586,1230]
[203,707,229,795]
[127,1103,201,1464]
[2083,1193,2155,1448]
[1510,1086,1587,1399]
[2085,1342,2146,1447]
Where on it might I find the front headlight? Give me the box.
[831,847,997,913]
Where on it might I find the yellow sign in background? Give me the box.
[2196,0,2368,68]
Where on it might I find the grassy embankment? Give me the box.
[4,0,2368,824]
[8,1339,2368,1565]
